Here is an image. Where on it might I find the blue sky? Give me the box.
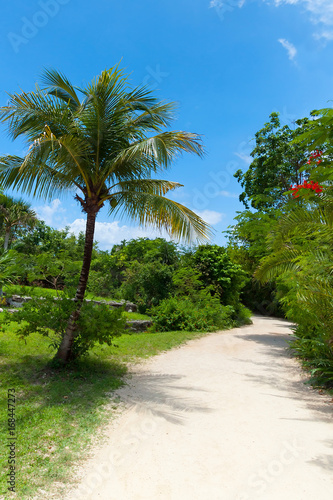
[1,0,333,249]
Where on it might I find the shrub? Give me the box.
[289,325,333,388]
[119,260,174,313]
[3,294,127,360]
[190,245,248,307]
[148,292,236,333]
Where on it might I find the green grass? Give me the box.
[0,313,211,499]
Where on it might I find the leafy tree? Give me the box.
[225,208,284,315]
[15,220,88,260]
[119,260,174,312]
[28,252,82,291]
[0,65,211,362]
[234,113,314,210]
[191,244,247,308]
[0,194,37,250]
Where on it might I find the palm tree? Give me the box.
[0,194,37,250]
[0,64,212,362]
[254,198,333,344]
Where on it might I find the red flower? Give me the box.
[290,179,323,198]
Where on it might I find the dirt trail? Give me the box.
[65,316,333,500]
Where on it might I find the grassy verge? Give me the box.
[0,314,211,499]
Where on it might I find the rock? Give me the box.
[125,302,137,312]
[3,295,140,316]
[107,301,126,309]
[125,320,153,333]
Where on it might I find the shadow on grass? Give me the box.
[0,354,127,418]
[0,337,127,498]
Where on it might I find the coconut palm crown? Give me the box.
[0,64,212,362]
[0,194,37,250]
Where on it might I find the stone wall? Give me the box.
[0,295,153,332]
[4,295,137,312]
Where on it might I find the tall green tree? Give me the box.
[234,113,314,210]
[0,194,37,250]
[0,65,211,362]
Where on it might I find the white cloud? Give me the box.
[219,190,239,198]
[67,219,172,250]
[34,199,66,226]
[278,38,297,60]
[235,152,252,165]
[272,0,333,27]
[210,0,245,7]
[194,210,225,225]
[68,210,224,250]
[210,1,333,39]
[313,30,333,42]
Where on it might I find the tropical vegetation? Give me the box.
[0,65,212,362]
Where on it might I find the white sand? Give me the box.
[65,316,333,500]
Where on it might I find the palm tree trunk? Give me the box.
[4,230,10,251]
[55,210,97,363]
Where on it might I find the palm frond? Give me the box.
[109,190,213,244]
[0,155,82,200]
[41,68,82,110]
[102,131,204,184]
[107,179,183,198]
[254,247,302,283]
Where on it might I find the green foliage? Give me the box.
[225,208,284,316]
[191,244,248,307]
[254,194,333,388]
[0,65,211,362]
[120,260,174,313]
[3,295,127,359]
[234,112,313,210]
[172,266,205,298]
[15,220,89,260]
[28,251,82,290]
[289,325,333,388]
[0,250,21,290]
[0,193,38,250]
[87,238,181,299]
[148,292,236,333]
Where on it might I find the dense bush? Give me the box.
[149,287,252,333]
[190,244,248,307]
[148,293,235,332]
[3,295,127,360]
[119,260,175,313]
[290,325,333,388]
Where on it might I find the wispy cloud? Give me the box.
[194,209,225,225]
[210,1,333,40]
[210,0,245,6]
[68,219,171,250]
[278,38,297,60]
[34,199,66,226]
[235,152,252,165]
[219,190,239,198]
[272,0,333,28]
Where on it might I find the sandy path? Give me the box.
[65,316,333,500]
